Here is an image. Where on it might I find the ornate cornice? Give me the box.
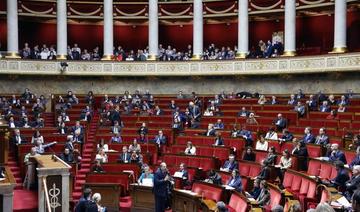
[0,53,359,76]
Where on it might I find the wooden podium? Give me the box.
[0,118,9,165]
[130,184,154,212]
[172,189,201,212]
[0,167,16,212]
[35,155,71,212]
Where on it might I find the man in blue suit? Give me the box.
[273,113,287,132]
[329,143,347,164]
[153,162,171,212]
[302,127,315,144]
[330,161,350,191]
[220,155,238,172]
[349,147,360,168]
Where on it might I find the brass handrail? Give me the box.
[42,177,52,212]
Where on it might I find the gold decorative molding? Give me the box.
[329,47,348,54]
[0,53,359,77]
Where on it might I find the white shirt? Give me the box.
[95,154,108,163]
[184,147,196,155]
[255,141,269,151]
[265,132,278,140]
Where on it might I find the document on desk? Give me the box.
[223,185,235,190]
[335,196,351,208]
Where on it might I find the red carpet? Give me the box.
[13,189,38,212]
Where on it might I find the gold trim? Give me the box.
[191,54,202,60]
[5,52,21,59]
[147,54,157,61]
[329,47,347,54]
[236,52,247,59]
[282,51,297,57]
[56,54,67,60]
[101,55,113,61]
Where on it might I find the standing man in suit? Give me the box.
[153,162,171,212]
[273,113,287,132]
[188,101,201,121]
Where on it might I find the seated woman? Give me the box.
[246,113,258,125]
[138,165,154,185]
[337,104,346,113]
[203,108,214,117]
[243,147,256,162]
[256,180,271,207]
[97,138,109,152]
[184,141,196,155]
[258,95,267,105]
[326,109,339,120]
[95,148,108,163]
[91,160,105,173]
[255,135,269,151]
[31,130,44,144]
[129,138,141,153]
[277,149,292,186]
[226,169,242,192]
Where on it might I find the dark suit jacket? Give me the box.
[315,135,329,145]
[350,155,360,168]
[11,134,26,145]
[274,118,287,129]
[59,153,75,163]
[303,134,316,144]
[257,166,270,181]
[118,152,131,163]
[281,133,294,142]
[227,176,242,192]
[329,151,347,164]
[204,129,216,137]
[153,168,169,197]
[214,137,224,146]
[222,160,238,171]
[332,168,350,190]
[264,154,277,165]
[346,175,360,195]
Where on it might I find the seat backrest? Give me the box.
[307,181,317,198]
[255,151,268,163]
[192,182,223,202]
[319,163,332,179]
[228,193,248,212]
[291,175,302,192]
[299,178,310,195]
[269,188,282,209]
[307,160,321,176]
[249,165,261,178]
[239,163,250,176]
[282,172,294,189]
[307,145,321,158]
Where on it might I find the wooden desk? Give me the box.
[83,183,121,212]
[0,167,16,212]
[0,121,9,165]
[130,184,154,212]
[201,199,217,212]
[172,189,201,212]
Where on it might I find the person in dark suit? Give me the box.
[138,122,148,135]
[205,170,222,185]
[248,179,261,199]
[154,105,163,116]
[302,127,316,144]
[278,129,294,144]
[344,165,360,200]
[177,163,190,188]
[238,126,253,147]
[256,160,271,181]
[71,121,84,135]
[118,146,131,163]
[328,143,347,164]
[169,100,177,110]
[273,113,287,132]
[153,162,171,212]
[59,148,75,164]
[227,169,242,192]
[270,96,278,105]
[153,130,167,147]
[295,89,305,99]
[294,101,306,117]
[91,160,105,173]
[287,94,297,105]
[306,95,318,111]
[203,124,216,137]
[315,127,329,146]
[11,129,26,145]
[329,161,350,191]
[213,132,224,146]
[188,102,201,121]
[291,141,309,171]
[75,187,92,212]
[319,101,331,112]
[264,146,277,165]
[220,155,238,172]
[237,107,250,117]
[349,147,360,168]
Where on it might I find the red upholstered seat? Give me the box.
[269,187,282,209]
[249,165,261,178]
[239,163,250,176]
[255,151,268,163]
[227,193,249,212]
[319,163,332,179]
[307,145,322,158]
[282,172,294,189]
[191,182,223,202]
[290,175,302,193]
[307,160,321,176]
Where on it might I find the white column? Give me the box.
[102,0,114,60]
[148,0,158,60]
[2,193,14,212]
[57,0,67,59]
[283,0,296,56]
[6,0,19,58]
[192,0,203,59]
[332,0,347,53]
[237,0,249,58]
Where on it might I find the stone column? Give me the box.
[2,193,14,212]
[283,0,296,56]
[331,0,347,53]
[6,0,20,58]
[61,173,70,211]
[236,0,249,59]
[192,0,203,60]
[102,0,114,60]
[148,0,158,60]
[57,0,67,59]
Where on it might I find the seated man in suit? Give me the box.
[270,96,278,105]
[153,130,167,147]
[220,154,238,172]
[349,146,360,168]
[238,126,254,147]
[237,107,250,117]
[110,132,122,143]
[278,129,294,144]
[11,128,26,145]
[213,132,224,146]
[328,143,347,164]
[154,105,163,116]
[287,94,297,105]
[345,165,360,200]
[273,113,287,132]
[205,170,222,185]
[71,121,84,136]
[227,169,242,192]
[306,94,318,111]
[214,119,224,130]
[118,146,131,163]
[59,148,75,164]
[315,127,330,146]
[175,163,190,188]
[294,101,306,117]
[204,124,216,137]
[302,127,316,144]
[319,101,331,112]
[328,161,350,191]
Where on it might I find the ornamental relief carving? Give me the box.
[338,56,360,67]
[201,62,233,72]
